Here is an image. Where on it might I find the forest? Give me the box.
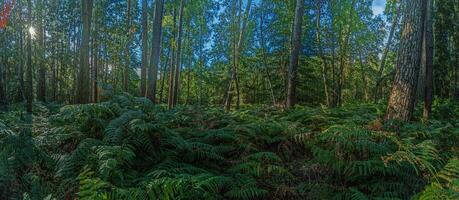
[0,0,459,199]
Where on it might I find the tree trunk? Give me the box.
[0,50,6,108]
[286,0,304,108]
[124,0,133,92]
[76,0,93,104]
[315,0,330,107]
[168,7,177,108]
[140,0,148,96]
[93,15,99,103]
[18,14,25,103]
[385,0,427,122]
[259,6,275,105]
[26,0,33,112]
[225,0,252,110]
[159,49,170,103]
[358,50,368,101]
[147,0,164,103]
[423,0,434,121]
[37,0,46,102]
[170,0,185,108]
[375,1,401,102]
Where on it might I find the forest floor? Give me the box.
[1,94,459,200]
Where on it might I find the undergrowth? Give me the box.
[1,94,459,199]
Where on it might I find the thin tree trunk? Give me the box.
[315,0,330,107]
[26,0,33,112]
[171,0,185,108]
[358,50,368,101]
[225,0,252,110]
[147,0,164,103]
[93,16,99,103]
[375,1,401,102]
[286,0,304,108]
[385,0,427,122]
[168,7,177,108]
[225,0,237,110]
[159,49,170,104]
[124,0,132,92]
[37,1,46,102]
[423,0,434,121]
[18,13,25,103]
[140,0,148,96]
[259,2,275,105]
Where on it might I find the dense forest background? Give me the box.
[1,0,459,199]
[0,0,455,110]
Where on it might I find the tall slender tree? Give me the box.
[140,0,148,96]
[286,0,304,108]
[76,0,93,104]
[375,0,401,102]
[225,0,252,110]
[315,0,330,107]
[26,0,33,112]
[147,0,164,102]
[422,0,434,121]
[37,0,46,102]
[124,0,132,92]
[170,0,185,108]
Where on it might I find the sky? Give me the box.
[372,0,387,16]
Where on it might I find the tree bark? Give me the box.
[76,0,93,104]
[159,49,170,103]
[168,7,177,108]
[170,0,185,108]
[93,14,99,103]
[124,0,133,92]
[26,0,33,112]
[286,0,304,108]
[423,0,434,121]
[140,0,148,96]
[385,0,427,122]
[37,0,46,102]
[147,0,164,103]
[17,7,25,103]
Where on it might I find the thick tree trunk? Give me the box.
[385,0,427,122]
[140,0,148,96]
[147,0,164,103]
[423,0,434,121]
[286,0,304,108]
[76,0,93,104]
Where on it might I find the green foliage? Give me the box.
[0,95,458,199]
